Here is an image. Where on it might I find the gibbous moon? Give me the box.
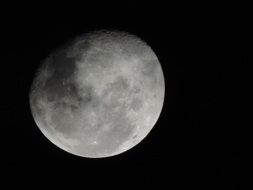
[30,30,165,158]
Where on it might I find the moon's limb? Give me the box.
[30,30,165,158]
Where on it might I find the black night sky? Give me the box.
[1,3,252,189]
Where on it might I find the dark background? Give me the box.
[1,3,252,189]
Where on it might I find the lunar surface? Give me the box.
[30,30,165,158]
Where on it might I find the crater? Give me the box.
[141,59,158,76]
[129,98,143,111]
[86,51,114,69]
[109,76,129,92]
[68,39,91,60]
[132,134,138,139]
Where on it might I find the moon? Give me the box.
[29,30,165,158]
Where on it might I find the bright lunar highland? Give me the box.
[30,30,165,158]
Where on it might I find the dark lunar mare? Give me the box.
[72,40,91,60]
[30,44,94,124]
